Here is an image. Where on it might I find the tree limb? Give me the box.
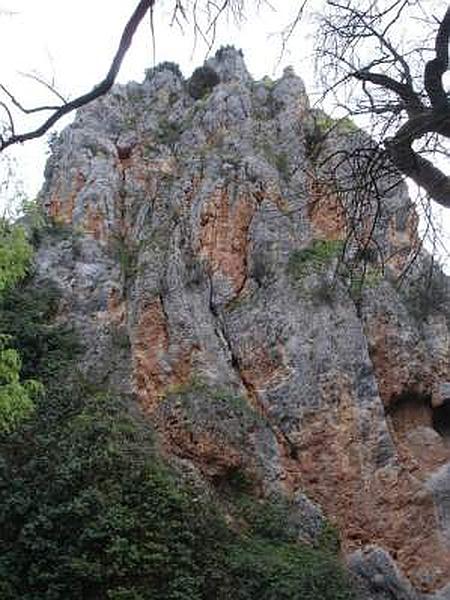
[386,137,450,208]
[354,69,424,116]
[424,7,450,110]
[0,0,155,152]
[0,84,62,114]
[384,108,450,208]
[18,71,68,104]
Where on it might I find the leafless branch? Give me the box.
[315,1,450,210]
[0,84,61,114]
[0,0,155,152]
[17,71,68,104]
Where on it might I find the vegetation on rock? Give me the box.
[0,277,355,599]
[287,240,344,281]
[145,61,183,80]
[187,65,220,100]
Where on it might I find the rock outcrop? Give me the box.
[36,47,450,598]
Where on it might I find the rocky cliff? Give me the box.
[35,48,450,599]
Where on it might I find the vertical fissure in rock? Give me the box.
[158,293,170,333]
[207,272,298,460]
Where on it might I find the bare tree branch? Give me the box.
[0,0,155,152]
[316,1,450,210]
[424,6,450,110]
[387,139,450,207]
[17,71,68,104]
[354,69,424,115]
[0,83,62,114]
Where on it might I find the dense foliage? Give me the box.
[0,277,355,599]
[187,65,220,100]
[0,221,40,432]
[0,223,32,292]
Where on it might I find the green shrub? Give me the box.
[261,76,275,90]
[219,538,353,600]
[306,113,358,159]
[110,235,139,280]
[163,377,265,435]
[188,65,220,100]
[0,222,43,432]
[156,118,183,145]
[274,151,289,179]
[21,199,47,246]
[0,338,41,433]
[155,61,183,78]
[315,113,336,133]
[316,521,341,554]
[0,222,33,293]
[260,143,290,179]
[0,392,228,600]
[315,113,358,135]
[287,240,344,281]
[0,280,80,381]
[234,494,296,542]
[348,266,383,301]
[0,363,354,600]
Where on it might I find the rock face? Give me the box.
[37,48,450,599]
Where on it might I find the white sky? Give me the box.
[0,0,449,268]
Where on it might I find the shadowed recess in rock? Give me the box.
[433,401,450,439]
[386,391,433,435]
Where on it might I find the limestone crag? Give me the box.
[37,48,450,599]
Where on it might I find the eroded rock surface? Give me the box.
[36,47,450,598]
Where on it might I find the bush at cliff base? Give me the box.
[0,281,355,600]
[0,222,40,434]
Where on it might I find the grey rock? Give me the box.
[428,465,450,547]
[291,491,325,543]
[348,546,424,600]
[432,382,450,408]
[206,46,251,83]
[35,46,450,598]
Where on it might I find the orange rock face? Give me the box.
[46,171,86,224]
[307,176,346,240]
[156,407,245,480]
[132,297,199,412]
[283,380,450,592]
[85,205,106,240]
[199,186,257,294]
[132,297,169,409]
[238,340,289,392]
[387,209,420,272]
[365,315,431,407]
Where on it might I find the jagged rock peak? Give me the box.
[205,45,251,83]
[141,46,306,90]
